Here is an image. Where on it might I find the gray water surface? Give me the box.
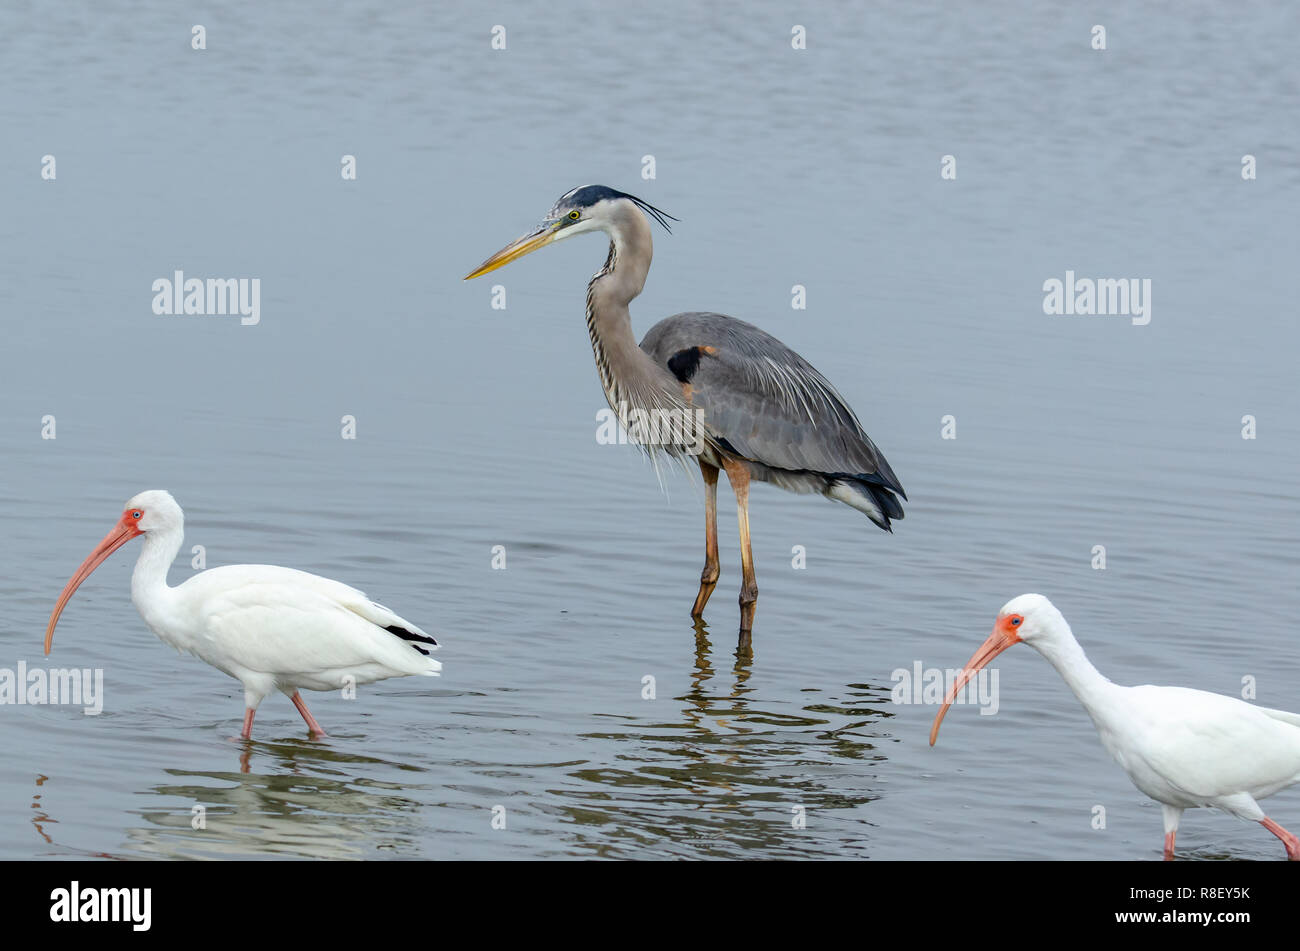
[2,2,1298,860]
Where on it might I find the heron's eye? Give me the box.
[1010,616,1022,627]
[568,210,581,220]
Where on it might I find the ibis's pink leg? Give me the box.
[1260,818,1300,860]
[1160,804,1182,861]
[240,708,256,740]
[290,691,328,737]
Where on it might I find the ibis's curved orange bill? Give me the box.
[929,622,1021,746]
[45,514,142,655]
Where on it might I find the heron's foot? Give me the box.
[1162,831,1176,861]
[690,591,713,617]
[691,568,719,617]
[738,581,758,634]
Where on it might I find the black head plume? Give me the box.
[552,185,679,233]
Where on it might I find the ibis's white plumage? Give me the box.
[1091,685,1300,814]
[46,490,440,739]
[143,563,441,701]
[932,594,1300,860]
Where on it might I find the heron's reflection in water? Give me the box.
[564,618,896,858]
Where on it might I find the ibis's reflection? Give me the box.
[123,740,434,860]
[31,774,52,846]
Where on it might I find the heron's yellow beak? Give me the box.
[464,225,559,280]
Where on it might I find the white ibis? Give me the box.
[44,490,441,739]
[930,594,1300,861]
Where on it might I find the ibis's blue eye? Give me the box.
[1010,616,1022,626]
[132,511,142,519]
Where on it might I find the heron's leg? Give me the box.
[722,458,758,633]
[691,461,721,617]
[1261,817,1300,860]
[290,691,328,738]
[240,708,256,740]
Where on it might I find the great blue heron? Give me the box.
[465,185,905,635]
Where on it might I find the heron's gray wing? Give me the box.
[640,312,905,498]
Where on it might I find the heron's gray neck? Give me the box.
[585,211,682,424]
